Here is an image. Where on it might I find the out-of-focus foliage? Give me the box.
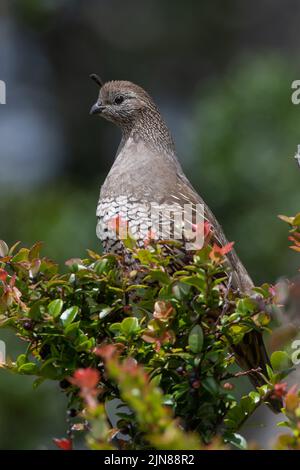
[269,212,300,450]
[278,212,300,253]
[0,228,295,450]
[0,186,99,265]
[275,384,300,450]
[191,57,300,283]
[0,359,66,449]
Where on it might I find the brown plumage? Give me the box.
[90,77,281,412]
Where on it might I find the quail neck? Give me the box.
[120,105,176,157]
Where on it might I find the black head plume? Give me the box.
[89,73,104,87]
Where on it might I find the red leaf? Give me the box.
[144,229,157,246]
[69,368,100,389]
[9,274,16,287]
[203,221,212,239]
[141,333,157,344]
[94,344,118,360]
[0,269,8,282]
[122,357,139,373]
[268,285,276,297]
[219,241,235,255]
[209,241,235,261]
[153,301,174,320]
[273,382,288,399]
[53,438,73,450]
[192,221,213,244]
[288,236,300,247]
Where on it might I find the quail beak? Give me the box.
[90,102,105,115]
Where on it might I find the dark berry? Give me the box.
[120,426,130,435]
[67,408,77,418]
[59,379,70,390]
[23,320,34,331]
[39,344,51,359]
[189,371,199,385]
[192,380,201,389]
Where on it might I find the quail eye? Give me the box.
[114,95,124,105]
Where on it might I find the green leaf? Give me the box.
[150,374,162,386]
[248,391,261,404]
[180,276,205,290]
[29,241,43,261]
[227,313,240,323]
[48,299,63,318]
[224,405,245,429]
[172,282,191,300]
[16,354,27,368]
[135,249,157,265]
[257,384,269,397]
[229,324,249,336]
[224,432,247,450]
[270,351,291,371]
[240,396,257,414]
[278,214,295,225]
[64,321,81,336]
[109,323,122,334]
[236,298,256,315]
[145,270,170,284]
[188,324,204,353]
[94,258,110,275]
[122,234,137,251]
[120,317,140,336]
[202,377,219,396]
[0,240,9,257]
[28,301,45,321]
[18,362,38,374]
[126,284,148,292]
[277,421,291,428]
[60,306,79,327]
[65,258,82,272]
[86,249,101,260]
[293,212,300,226]
[77,337,95,351]
[11,248,29,263]
[266,364,274,380]
[252,285,271,298]
[162,395,174,406]
[99,306,113,319]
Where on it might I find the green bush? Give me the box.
[0,213,299,450]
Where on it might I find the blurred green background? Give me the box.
[0,0,299,449]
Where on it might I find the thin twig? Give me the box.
[214,273,233,326]
[221,273,233,315]
[222,366,262,381]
